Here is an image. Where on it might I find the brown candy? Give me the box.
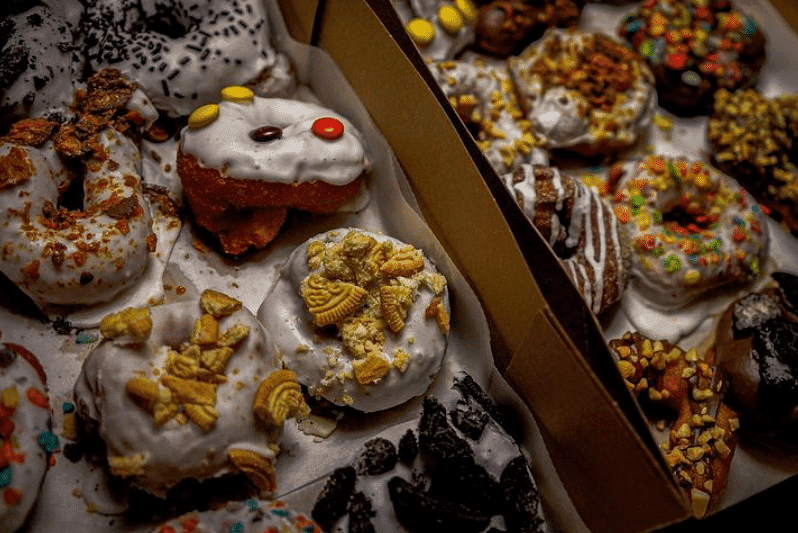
[250,125,283,143]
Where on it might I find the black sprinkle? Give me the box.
[161,79,170,96]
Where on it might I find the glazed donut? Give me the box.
[707,88,798,236]
[257,228,451,413]
[618,0,766,115]
[0,343,55,533]
[502,162,631,315]
[0,4,85,127]
[393,0,478,61]
[430,59,541,173]
[608,332,739,517]
[715,272,798,445]
[74,289,308,497]
[508,29,657,157]
[151,499,321,533]
[84,0,296,117]
[177,87,373,255]
[610,155,769,308]
[0,70,161,308]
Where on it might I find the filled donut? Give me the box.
[715,272,798,447]
[84,0,296,117]
[150,499,321,533]
[618,0,766,115]
[0,3,85,128]
[502,162,631,315]
[1,343,56,533]
[509,28,657,157]
[177,87,373,255]
[610,155,769,308]
[0,69,161,308]
[707,88,798,236]
[74,289,308,497]
[430,58,541,173]
[257,228,451,413]
[392,0,478,61]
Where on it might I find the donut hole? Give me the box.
[661,204,712,230]
[136,7,197,40]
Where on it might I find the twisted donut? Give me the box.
[0,70,161,308]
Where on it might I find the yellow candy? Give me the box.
[438,5,464,35]
[684,269,701,285]
[188,104,220,129]
[220,85,254,103]
[454,0,478,25]
[406,18,436,47]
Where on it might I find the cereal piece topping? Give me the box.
[227,449,276,493]
[302,275,368,327]
[253,369,308,427]
[199,289,243,317]
[352,354,392,385]
[100,307,153,341]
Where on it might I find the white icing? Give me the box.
[85,0,296,117]
[179,97,372,185]
[0,346,50,533]
[509,29,657,153]
[74,300,284,497]
[150,499,318,533]
[0,128,156,307]
[257,229,450,413]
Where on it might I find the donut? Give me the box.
[0,343,56,533]
[84,0,297,117]
[618,0,766,116]
[610,155,769,308]
[393,0,478,61]
[707,88,798,236]
[311,373,549,532]
[73,289,308,497]
[715,272,798,446]
[257,228,451,413]
[150,499,321,533]
[473,0,583,58]
[0,69,161,308]
[508,28,657,157]
[0,3,85,128]
[501,162,631,315]
[608,332,739,517]
[177,87,373,255]
[429,58,541,173]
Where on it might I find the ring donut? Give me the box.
[84,0,296,116]
[74,290,308,497]
[0,70,160,308]
[610,155,769,308]
[150,500,322,533]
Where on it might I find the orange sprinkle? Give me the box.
[3,488,22,506]
[615,205,632,223]
[26,387,49,409]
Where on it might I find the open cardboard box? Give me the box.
[274,0,798,532]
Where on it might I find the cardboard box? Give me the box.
[276,1,798,532]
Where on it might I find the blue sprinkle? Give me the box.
[0,466,12,488]
[752,204,762,213]
[688,254,700,265]
[626,19,643,34]
[75,332,99,344]
[270,508,290,518]
[243,499,259,510]
[228,521,244,533]
[38,430,60,453]
[63,402,75,414]
[743,17,758,35]
[733,216,745,226]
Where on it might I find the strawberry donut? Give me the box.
[611,155,769,308]
[177,87,373,255]
[0,70,160,308]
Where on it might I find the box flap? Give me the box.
[275,0,319,44]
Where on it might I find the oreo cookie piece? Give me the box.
[773,272,798,312]
[355,438,398,476]
[732,293,783,336]
[398,429,418,465]
[311,466,356,531]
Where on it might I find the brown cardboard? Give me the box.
[285,1,696,532]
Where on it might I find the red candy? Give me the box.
[311,117,345,140]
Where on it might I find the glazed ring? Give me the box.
[177,87,373,255]
[430,59,541,173]
[618,0,766,115]
[393,0,479,61]
[509,28,657,157]
[610,155,769,308]
[1,343,55,533]
[84,0,296,116]
[0,71,160,308]
[707,88,798,236]
[151,499,321,533]
[257,228,451,413]
[502,162,631,315]
[74,289,308,497]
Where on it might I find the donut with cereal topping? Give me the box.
[177,87,373,256]
[257,228,451,413]
[610,155,769,308]
[150,499,321,533]
[1,343,54,533]
[618,0,766,115]
[74,289,308,498]
[509,28,657,157]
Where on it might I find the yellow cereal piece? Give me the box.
[425,295,450,334]
[227,449,276,493]
[380,246,425,278]
[220,85,254,103]
[1,387,19,409]
[184,404,219,432]
[108,454,146,477]
[200,347,235,374]
[100,307,152,341]
[188,104,220,129]
[252,369,308,427]
[438,5,464,35]
[302,274,367,326]
[160,375,217,406]
[217,324,250,347]
[684,269,701,285]
[168,354,200,379]
[191,314,219,345]
[454,0,478,24]
[199,289,243,317]
[125,377,166,414]
[393,350,411,372]
[352,354,392,385]
[380,285,413,333]
[406,18,436,47]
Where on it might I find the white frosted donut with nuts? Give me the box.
[430,59,540,173]
[392,0,478,61]
[74,290,308,497]
[149,499,321,533]
[257,228,451,413]
[84,0,296,116]
[509,29,657,156]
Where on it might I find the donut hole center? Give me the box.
[139,8,197,39]
[662,203,713,230]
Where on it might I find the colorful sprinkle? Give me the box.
[681,70,701,86]
[26,388,49,409]
[38,431,59,453]
[75,331,99,344]
[664,254,682,273]
[228,521,244,533]
[0,466,12,488]
[683,269,701,284]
